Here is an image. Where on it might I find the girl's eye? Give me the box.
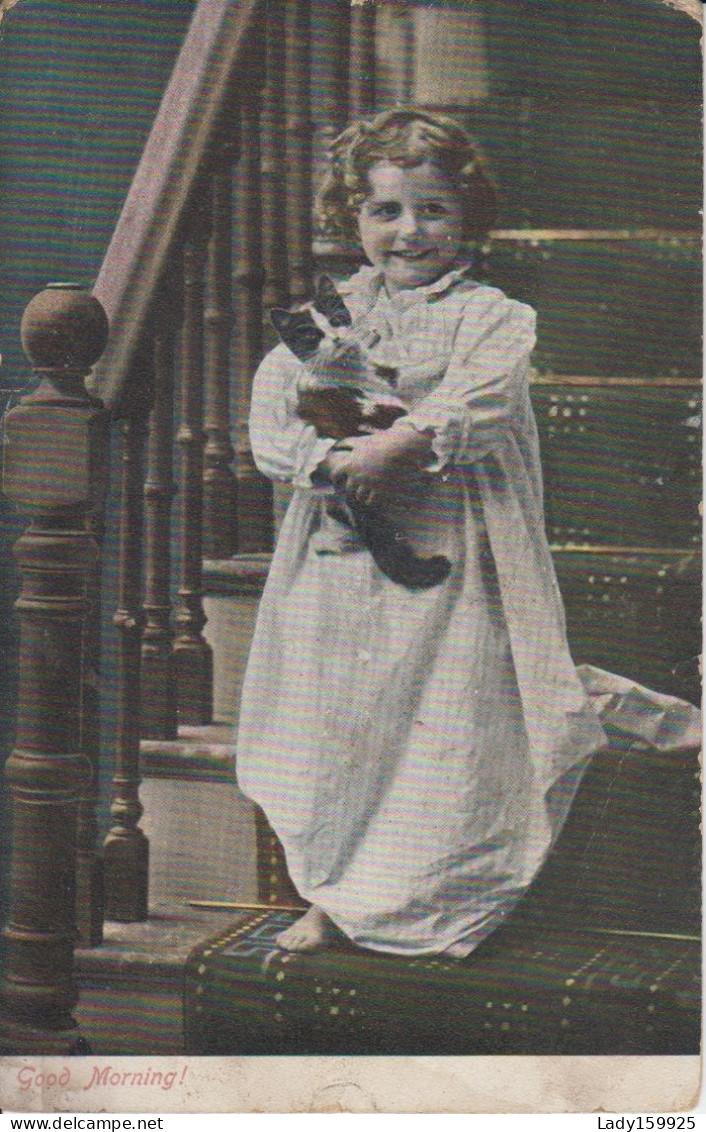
[420,202,449,217]
[370,203,400,219]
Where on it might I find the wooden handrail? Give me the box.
[90,0,265,411]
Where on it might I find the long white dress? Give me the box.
[235,263,700,958]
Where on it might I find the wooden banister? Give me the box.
[90,0,264,411]
[232,58,273,554]
[75,505,106,948]
[261,1,289,311]
[284,0,314,306]
[140,279,179,740]
[173,217,214,724]
[311,1,350,181]
[203,134,238,558]
[349,1,376,116]
[103,400,150,922]
[1,0,379,1049]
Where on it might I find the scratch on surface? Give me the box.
[309,1080,380,1113]
[660,0,703,25]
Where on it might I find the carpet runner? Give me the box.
[184,911,699,1056]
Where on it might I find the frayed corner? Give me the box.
[660,0,703,26]
[0,0,20,25]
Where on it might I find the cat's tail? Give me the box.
[348,499,452,590]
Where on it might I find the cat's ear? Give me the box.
[314,275,352,329]
[271,307,324,361]
[270,308,296,336]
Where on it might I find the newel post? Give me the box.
[0,283,109,1053]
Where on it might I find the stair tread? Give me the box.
[144,722,233,748]
[141,723,236,779]
[75,907,250,975]
[74,905,255,1055]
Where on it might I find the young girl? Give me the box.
[235,109,699,958]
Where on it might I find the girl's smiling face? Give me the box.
[357,159,466,293]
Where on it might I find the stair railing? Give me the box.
[0,0,376,1052]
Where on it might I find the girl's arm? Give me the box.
[248,344,339,487]
[401,290,537,469]
[323,424,434,504]
[326,291,536,498]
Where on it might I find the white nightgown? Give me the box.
[235,262,700,958]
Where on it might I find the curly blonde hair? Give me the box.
[316,108,497,242]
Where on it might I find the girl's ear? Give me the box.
[314,275,352,329]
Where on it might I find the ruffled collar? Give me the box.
[337,259,478,311]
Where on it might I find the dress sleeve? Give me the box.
[401,290,537,469]
[248,343,338,488]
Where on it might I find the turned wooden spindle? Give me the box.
[284,0,314,305]
[75,503,105,948]
[349,0,376,117]
[310,0,350,186]
[141,278,179,740]
[261,0,289,310]
[103,380,150,922]
[0,283,109,1053]
[203,143,238,558]
[232,50,273,553]
[173,222,214,723]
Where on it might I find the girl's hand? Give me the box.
[324,424,434,504]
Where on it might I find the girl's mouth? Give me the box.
[390,249,435,261]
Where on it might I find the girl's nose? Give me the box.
[395,207,421,239]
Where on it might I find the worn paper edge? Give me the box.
[0,1055,701,1114]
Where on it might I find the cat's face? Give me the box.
[357,160,465,293]
[271,276,355,363]
[270,308,325,361]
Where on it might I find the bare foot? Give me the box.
[276,905,339,952]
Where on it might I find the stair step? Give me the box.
[202,576,265,724]
[201,543,700,705]
[138,731,256,915]
[142,723,235,781]
[203,553,271,595]
[314,239,702,379]
[75,906,252,1055]
[77,719,259,1054]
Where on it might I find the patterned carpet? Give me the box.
[184,911,700,1056]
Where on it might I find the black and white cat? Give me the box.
[270,276,451,589]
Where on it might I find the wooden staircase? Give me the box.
[0,0,701,1056]
[73,722,252,1055]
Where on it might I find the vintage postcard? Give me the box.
[0,0,702,1115]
